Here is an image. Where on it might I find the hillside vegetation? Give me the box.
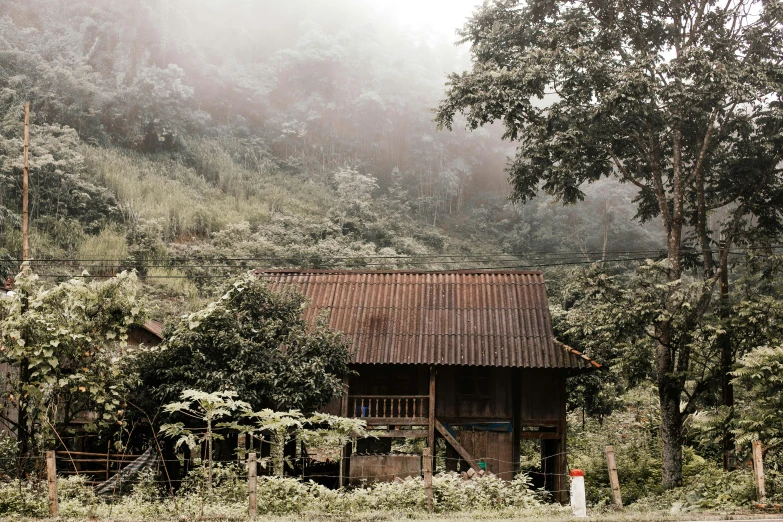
[0,0,662,313]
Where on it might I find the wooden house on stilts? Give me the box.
[260,269,601,501]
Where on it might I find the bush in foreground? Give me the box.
[0,468,547,519]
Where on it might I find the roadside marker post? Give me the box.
[570,469,587,517]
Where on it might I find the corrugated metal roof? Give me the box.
[257,270,596,370]
[141,319,164,339]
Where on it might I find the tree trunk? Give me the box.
[657,337,683,489]
[658,136,685,489]
[206,421,213,494]
[718,242,734,470]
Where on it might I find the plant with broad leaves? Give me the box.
[241,409,306,477]
[160,389,250,493]
[221,410,367,478]
[731,345,783,454]
[303,413,367,482]
[0,270,143,460]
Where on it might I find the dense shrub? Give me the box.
[42,468,545,518]
[631,463,756,513]
[255,476,334,515]
[179,462,247,503]
[250,472,544,515]
[0,433,17,476]
[0,480,48,517]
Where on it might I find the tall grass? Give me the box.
[77,226,129,276]
[82,141,336,242]
[145,267,200,304]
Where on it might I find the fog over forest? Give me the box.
[0,0,661,310]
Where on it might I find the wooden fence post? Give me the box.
[248,452,257,518]
[604,445,622,508]
[238,433,247,462]
[46,450,58,518]
[423,448,433,513]
[752,440,766,504]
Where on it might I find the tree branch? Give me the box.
[609,150,647,190]
[685,0,710,48]
[650,136,674,234]
[685,107,719,186]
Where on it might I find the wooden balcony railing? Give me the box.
[348,395,429,425]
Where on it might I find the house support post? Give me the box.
[542,375,568,503]
[339,377,350,488]
[556,375,568,503]
[512,368,521,476]
[428,366,436,472]
[423,448,433,513]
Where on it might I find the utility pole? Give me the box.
[17,103,31,461]
[22,103,30,273]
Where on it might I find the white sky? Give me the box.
[364,0,485,41]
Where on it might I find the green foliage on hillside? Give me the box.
[0,0,663,295]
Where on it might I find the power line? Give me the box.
[13,244,783,265]
[27,256,666,279]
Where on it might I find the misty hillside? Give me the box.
[0,0,662,313]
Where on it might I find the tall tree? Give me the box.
[127,273,352,416]
[437,0,783,487]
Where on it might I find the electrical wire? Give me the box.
[13,243,783,264]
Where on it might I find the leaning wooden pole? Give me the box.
[604,445,622,508]
[752,440,766,504]
[22,103,29,272]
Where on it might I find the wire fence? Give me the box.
[0,448,580,520]
[1,451,577,488]
[16,441,775,519]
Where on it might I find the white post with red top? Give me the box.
[570,469,587,517]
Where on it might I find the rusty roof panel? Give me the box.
[256,270,595,370]
[141,319,164,339]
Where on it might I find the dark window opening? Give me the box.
[458,367,492,399]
